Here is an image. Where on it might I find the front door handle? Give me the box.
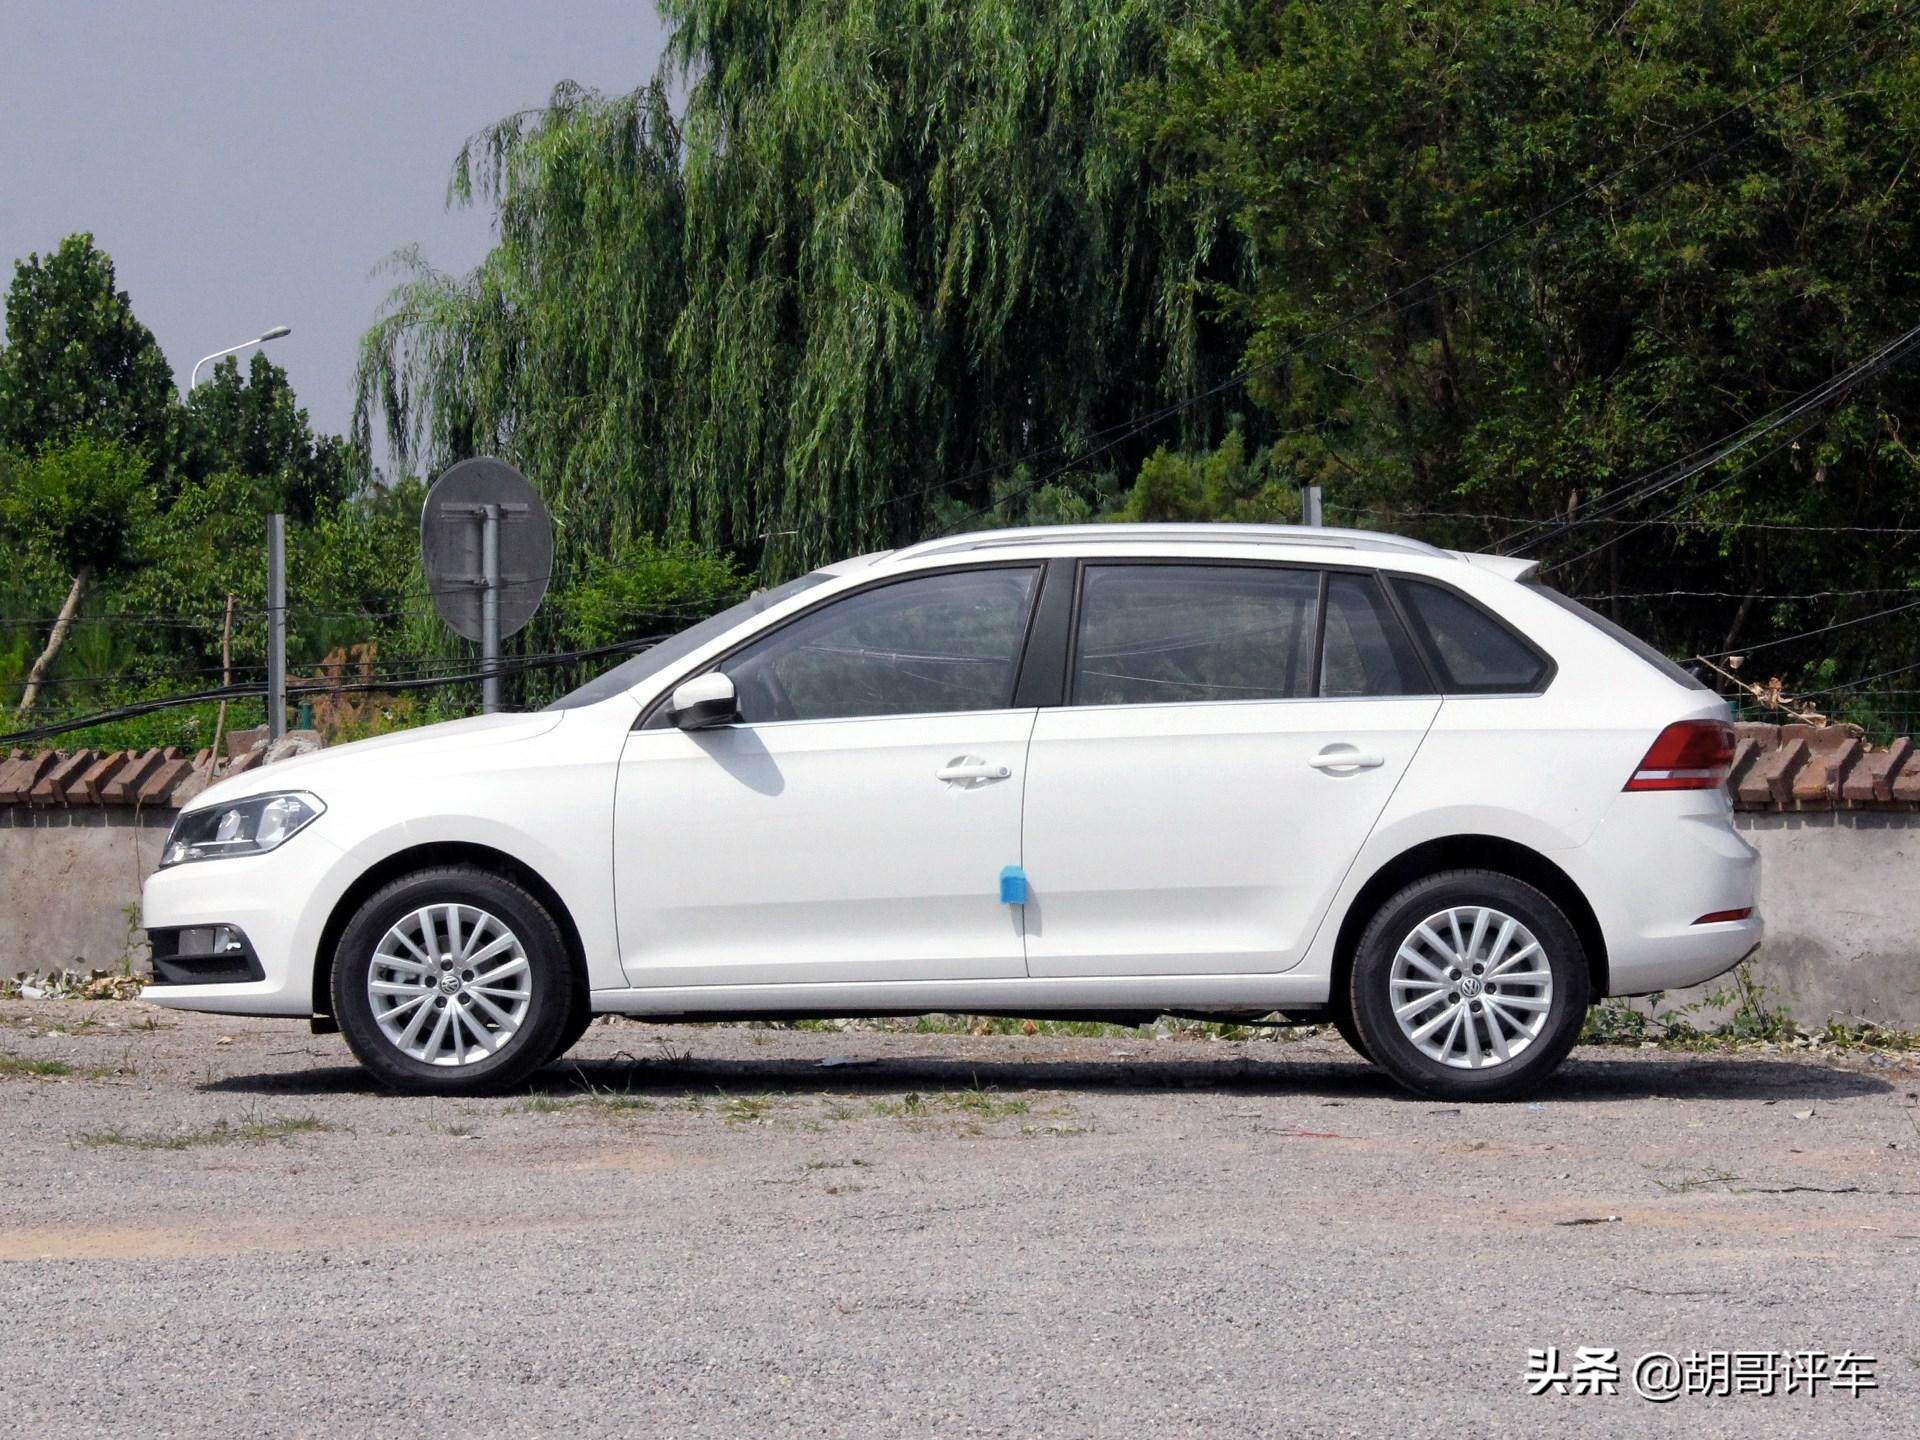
[937,756,1012,785]
[1308,746,1385,772]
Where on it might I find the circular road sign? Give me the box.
[420,458,554,642]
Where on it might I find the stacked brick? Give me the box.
[1729,722,1919,812]
[0,744,272,811]
[3,721,1914,813]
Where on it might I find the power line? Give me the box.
[1514,319,1920,559]
[1788,657,1920,699]
[1539,418,1822,573]
[294,591,732,626]
[13,662,271,692]
[1329,504,1920,535]
[1320,311,1920,562]
[1572,588,1920,601]
[0,612,253,630]
[0,635,679,748]
[1698,595,1920,660]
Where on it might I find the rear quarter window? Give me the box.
[1391,578,1552,694]
[1526,584,1710,691]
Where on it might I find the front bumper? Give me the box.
[140,828,351,1016]
[147,925,265,986]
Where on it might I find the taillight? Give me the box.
[1623,719,1736,792]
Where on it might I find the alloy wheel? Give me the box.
[367,904,532,1067]
[1388,905,1554,1070]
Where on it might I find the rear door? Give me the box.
[1020,563,1440,977]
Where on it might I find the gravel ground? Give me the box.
[1,1000,1916,1439]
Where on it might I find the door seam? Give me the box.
[1295,697,1448,970]
[1016,707,1040,977]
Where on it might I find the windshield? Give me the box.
[546,572,833,710]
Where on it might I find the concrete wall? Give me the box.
[1,807,1916,1027]
[1721,813,1920,1027]
[0,809,167,976]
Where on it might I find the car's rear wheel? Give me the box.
[1329,1004,1373,1065]
[331,865,577,1095]
[1348,870,1588,1101]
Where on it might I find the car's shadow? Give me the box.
[203,1043,1898,1105]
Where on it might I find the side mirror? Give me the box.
[668,671,740,730]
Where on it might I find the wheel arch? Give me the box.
[312,841,590,1018]
[1330,835,1607,1007]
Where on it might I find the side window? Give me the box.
[722,567,1039,722]
[1072,564,1318,706]
[1321,573,1426,697]
[1392,578,1550,694]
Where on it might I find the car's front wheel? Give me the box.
[331,865,577,1095]
[1348,870,1589,1101]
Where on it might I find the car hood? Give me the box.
[184,711,567,809]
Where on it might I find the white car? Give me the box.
[141,524,1759,1100]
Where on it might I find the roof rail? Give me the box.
[892,523,1451,563]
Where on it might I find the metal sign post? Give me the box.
[1301,484,1324,528]
[480,504,501,712]
[420,460,554,715]
[431,499,531,714]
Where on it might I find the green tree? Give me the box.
[555,537,745,650]
[0,436,153,715]
[1108,430,1301,524]
[0,234,175,456]
[179,351,360,521]
[1124,0,1920,680]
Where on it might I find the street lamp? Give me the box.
[188,324,293,390]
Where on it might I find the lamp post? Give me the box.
[185,325,294,737]
[187,324,292,390]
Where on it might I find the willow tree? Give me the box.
[355,0,1248,578]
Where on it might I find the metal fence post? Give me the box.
[266,513,287,740]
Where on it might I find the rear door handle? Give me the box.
[1308,746,1385,772]
[937,756,1012,784]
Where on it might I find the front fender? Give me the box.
[309,808,622,994]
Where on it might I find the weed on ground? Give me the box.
[77,1112,333,1151]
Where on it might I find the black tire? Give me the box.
[331,865,578,1095]
[549,993,595,1065]
[1348,869,1589,1102]
[1330,1004,1374,1065]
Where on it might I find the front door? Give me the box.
[613,566,1043,989]
[1020,562,1440,977]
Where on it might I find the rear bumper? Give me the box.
[1566,795,1763,997]
[1606,921,1763,996]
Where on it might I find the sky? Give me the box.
[0,0,672,447]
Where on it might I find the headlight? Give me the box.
[160,791,325,868]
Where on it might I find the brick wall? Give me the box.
[1729,722,1919,811]
[0,725,303,814]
